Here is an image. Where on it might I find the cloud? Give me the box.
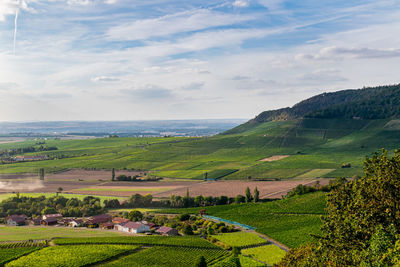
[92,76,120,82]
[121,85,173,100]
[297,69,348,84]
[181,82,204,90]
[257,0,284,11]
[107,9,253,41]
[233,0,249,8]
[298,46,400,60]
[0,0,34,21]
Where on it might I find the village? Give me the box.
[4,213,179,236]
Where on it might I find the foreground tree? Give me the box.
[279,149,400,266]
[245,187,252,203]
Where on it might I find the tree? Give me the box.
[253,187,259,203]
[39,168,45,180]
[128,210,143,222]
[42,207,57,215]
[111,168,115,181]
[245,187,252,203]
[183,224,193,235]
[279,149,400,266]
[195,256,207,267]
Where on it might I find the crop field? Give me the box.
[214,254,267,267]
[102,246,228,266]
[6,245,138,267]
[211,232,268,248]
[242,245,287,265]
[160,192,326,248]
[0,226,129,242]
[0,118,396,183]
[0,247,40,265]
[3,235,233,267]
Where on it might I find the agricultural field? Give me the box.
[211,232,268,248]
[0,226,129,242]
[3,235,233,267]
[6,244,138,267]
[0,118,397,183]
[242,245,286,265]
[0,247,40,265]
[160,192,327,248]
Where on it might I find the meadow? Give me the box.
[1,118,398,181]
[160,192,326,248]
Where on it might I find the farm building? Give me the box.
[112,217,130,224]
[29,218,41,226]
[41,218,58,226]
[69,219,83,227]
[88,214,111,226]
[142,221,157,229]
[42,214,62,220]
[156,226,179,236]
[6,215,27,226]
[100,222,114,230]
[114,221,150,234]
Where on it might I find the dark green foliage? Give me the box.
[253,187,259,203]
[245,187,252,203]
[111,168,115,181]
[280,149,400,266]
[195,256,207,267]
[127,210,143,222]
[179,214,191,221]
[0,195,104,217]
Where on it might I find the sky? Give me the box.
[0,0,400,121]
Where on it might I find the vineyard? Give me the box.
[242,245,286,265]
[0,240,47,249]
[0,247,40,265]
[211,232,268,248]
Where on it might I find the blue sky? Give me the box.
[0,0,400,121]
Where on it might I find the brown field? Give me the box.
[153,179,332,199]
[0,169,331,199]
[259,155,290,162]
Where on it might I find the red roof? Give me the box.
[7,215,27,223]
[112,217,130,224]
[156,226,175,234]
[120,221,145,230]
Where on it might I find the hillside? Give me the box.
[0,84,399,181]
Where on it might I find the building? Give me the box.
[142,221,156,229]
[69,219,83,227]
[114,221,150,234]
[41,218,58,226]
[156,226,179,236]
[29,218,42,226]
[88,214,111,226]
[42,214,63,220]
[112,217,130,224]
[100,222,114,230]
[6,215,27,226]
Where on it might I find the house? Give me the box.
[29,218,42,226]
[112,217,130,224]
[88,214,111,226]
[41,218,58,226]
[100,222,114,230]
[141,221,156,229]
[69,219,83,227]
[42,214,63,220]
[58,219,72,226]
[156,226,179,236]
[6,215,27,226]
[114,221,150,234]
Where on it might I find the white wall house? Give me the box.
[114,221,150,234]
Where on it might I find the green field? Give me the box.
[74,187,169,192]
[3,235,231,267]
[0,227,128,242]
[160,192,326,248]
[242,245,286,265]
[0,118,397,180]
[211,232,268,248]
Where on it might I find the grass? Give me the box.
[0,118,397,180]
[102,246,228,267]
[0,226,129,242]
[242,245,286,265]
[211,232,268,248]
[0,247,40,265]
[6,245,138,267]
[159,192,326,248]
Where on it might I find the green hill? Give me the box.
[1,84,400,180]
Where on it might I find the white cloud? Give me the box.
[0,0,34,21]
[107,9,253,41]
[92,76,120,82]
[233,0,249,8]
